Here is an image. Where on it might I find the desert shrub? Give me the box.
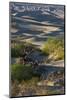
[11,44,25,57]
[11,64,33,81]
[42,37,64,60]
[11,48,20,57]
[53,47,64,60]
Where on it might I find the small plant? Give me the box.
[11,43,25,57]
[41,37,64,60]
[11,64,33,81]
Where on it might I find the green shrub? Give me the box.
[11,64,33,81]
[53,47,64,60]
[42,37,64,60]
[11,44,25,57]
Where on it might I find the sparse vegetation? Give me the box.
[11,39,64,97]
[11,43,25,57]
[11,63,41,82]
[11,64,34,81]
[42,37,64,60]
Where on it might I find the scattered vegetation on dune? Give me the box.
[11,41,37,57]
[11,64,33,81]
[11,63,40,82]
[41,37,64,61]
[11,37,64,97]
[11,43,25,57]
